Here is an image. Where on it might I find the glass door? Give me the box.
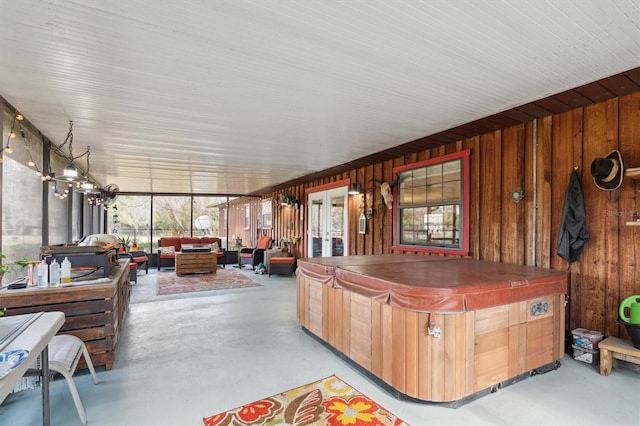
[307,186,348,257]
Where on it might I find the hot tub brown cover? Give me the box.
[305,257,567,312]
[297,254,435,287]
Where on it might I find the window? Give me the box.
[244,204,250,229]
[261,199,272,229]
[393,150,470,255]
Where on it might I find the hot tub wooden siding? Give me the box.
[296,255,567,403]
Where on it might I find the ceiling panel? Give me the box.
[0,0,638,194]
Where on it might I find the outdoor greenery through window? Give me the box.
[395,151,469,253]
[107,195,243,252]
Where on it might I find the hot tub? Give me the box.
[296,255,567,405]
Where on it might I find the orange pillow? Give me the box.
[256,236,272,250]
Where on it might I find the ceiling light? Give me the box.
[15,113,24,121]
[75,180,100,194]
[56,163,82,182]
[54,121,89,183]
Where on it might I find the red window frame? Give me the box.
[392,150,470,256]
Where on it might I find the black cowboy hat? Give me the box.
[590,150,624,190]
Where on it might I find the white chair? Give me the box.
[45,335,99,425]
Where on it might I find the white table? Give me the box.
[0,311,65,426]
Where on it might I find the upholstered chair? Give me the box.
[239,236,273,269]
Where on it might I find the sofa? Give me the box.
[157,236,226,270]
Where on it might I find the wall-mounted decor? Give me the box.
[359,213,367,234]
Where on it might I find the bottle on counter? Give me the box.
[37,260,48,288]
[49,259,60,287]
[61,257,72,284]
[27,263,35,286]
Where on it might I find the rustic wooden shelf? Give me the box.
[625,167,640,180]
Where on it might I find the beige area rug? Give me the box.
[156,269,261,295]
[203,375,410,426]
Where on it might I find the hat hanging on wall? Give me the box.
[590,150,624,191]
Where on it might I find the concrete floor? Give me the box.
[1,266,638,426]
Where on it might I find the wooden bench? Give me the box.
[599,336,640,376]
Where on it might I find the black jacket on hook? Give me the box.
[557,171,590,263]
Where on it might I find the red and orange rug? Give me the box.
[157,269,261,295]
[203,375,410,426]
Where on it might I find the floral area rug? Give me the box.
[156,269,261,295]
[203,375,410,426]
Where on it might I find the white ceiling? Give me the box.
[1,1,638,194]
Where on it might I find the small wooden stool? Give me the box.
[268,257,296,277]
[599,336,640,376]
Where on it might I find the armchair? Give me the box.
[239,236,273,269]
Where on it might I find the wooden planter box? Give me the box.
[175,251,216,276]
[0,260,131,370]
[296,255,567,404]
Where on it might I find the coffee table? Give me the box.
[175,251,216,276]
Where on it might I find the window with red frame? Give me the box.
[394,150,470,255]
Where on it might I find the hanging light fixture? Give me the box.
[0,114,18,161]
[75,146,100,194]
[55,121,88,183]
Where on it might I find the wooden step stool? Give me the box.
[599,336,640,376]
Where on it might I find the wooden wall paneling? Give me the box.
[549,111,578,341]
[382,159,395,252]
[569,109,585,337]
[478,130,503,261]
[363,165,374,255]
[463,136,481,258]
[618,93,640,340]
[372,162,383,254]
[535,117,553,268]
[349,168,359,255]
[580,101,615,332]
[416,146,430,163]
[500,125,526,264]
[550,111,572,271]
[523,122,535,266]
[603,98,621,338]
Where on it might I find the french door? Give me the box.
[307,186,348,257]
